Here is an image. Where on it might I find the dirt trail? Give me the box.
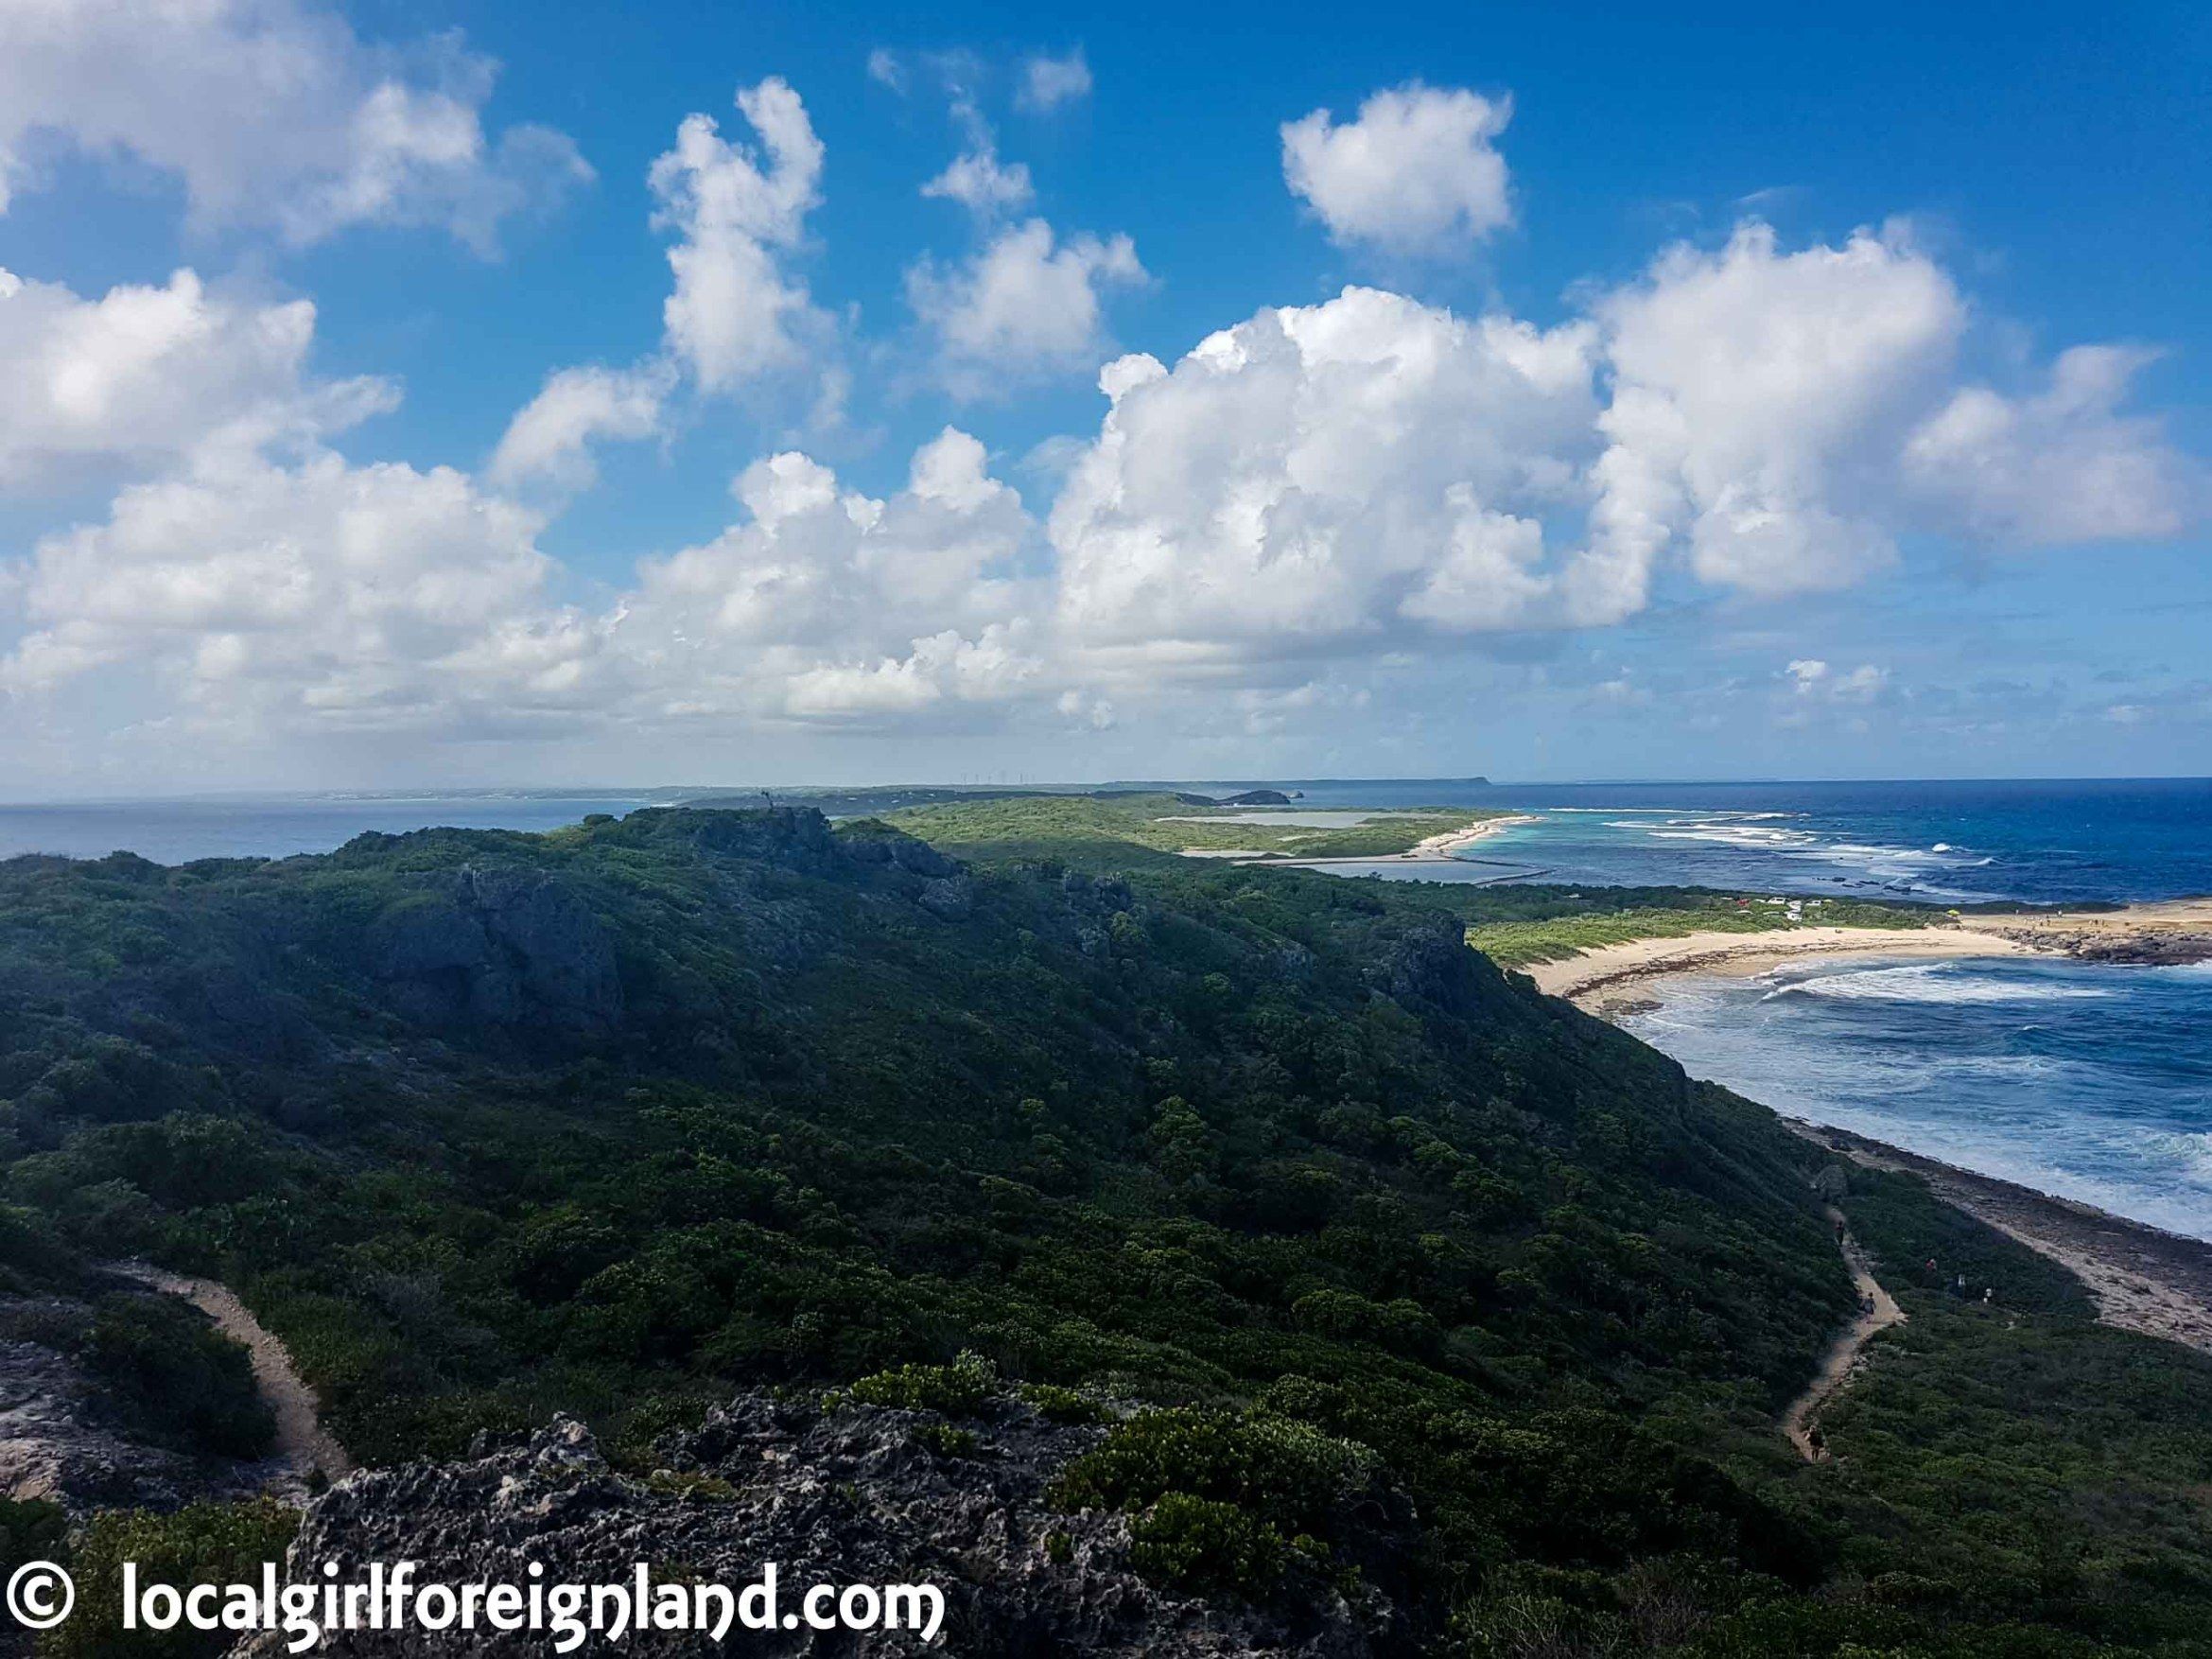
[1782,1206,1906,1462]
[116,1265,351,1493]
[1789,1122,2212,1355]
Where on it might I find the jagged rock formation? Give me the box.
[235,1393,1394,1656]
[372,867,624,1033]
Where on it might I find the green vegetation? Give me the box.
[41,1499,299,1659]
[81,1291,275,1458]
[845,1350,999,1413]
[0,805,2206,1654]
[1459,891,1933,968]
[886,790,1496,859]
[0,1227,272,1461]
[1054,1404,1376,1592]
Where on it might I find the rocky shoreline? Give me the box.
[1784,1119,2212,1355]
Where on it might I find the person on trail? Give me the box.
[1925,1258,1938,1278]
[1955,1272,1967,1296]
[1835,1217,1846,1243]
[1983,1286,1994,1304]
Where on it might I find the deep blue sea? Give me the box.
[4,777,2207,1235]
[0,792,678,864]
[1620,957,2212,1239]
[1175,776,2212,905]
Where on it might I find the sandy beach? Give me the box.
[1525,897,2212,1006]
[1262,812,1542,867]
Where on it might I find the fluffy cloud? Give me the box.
[1281,83,1513,257]
[610,429,1041,722]
[1585,222,2198,611]
[908,219,1145,395]
[651,79,828,393]
[0,448,581,731]
[0,0,586,251]
[490,79,835,500]
[1588,222,1963,607]
[489,363,673,494]
[0,421,1047,738]
[0,266,392,490]
[1048,287,1603,673]
[4,50,2203,781]
[1016,50,1093,113]
[921,147,1035,218]
[1903,345,2193,544]
[1786,659,1888,702]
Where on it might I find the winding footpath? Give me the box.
[1781,1206,1906,1463]
[115,1264,351,1496]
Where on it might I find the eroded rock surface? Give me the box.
[236,1392,1392,1656]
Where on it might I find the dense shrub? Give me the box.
[82,1294,274,1459]
[846,1351,998,1414]
[43,1499,297,1659]
[1128,1493,1289,1593]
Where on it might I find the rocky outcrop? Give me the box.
[236,1392,1391,1657]
[1372,913,1492,1018]
[370,867,621,1033]
[2058,931,2212,967]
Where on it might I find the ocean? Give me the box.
[1191,776,2212,905]
[1619,957,2212,1240]
[5,777,2207,1236]
[0,792,680,864]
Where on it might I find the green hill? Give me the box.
[1,806,2208,1653]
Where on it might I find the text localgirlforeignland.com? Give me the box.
[6,1558,946,1651]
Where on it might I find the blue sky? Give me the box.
[0,0,2205,792]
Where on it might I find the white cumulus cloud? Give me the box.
[1016,50,1093,113]
[0,448,583,732]
[0,0,587,251]
[1904,344,2194,545]
[1588,221,1963,608]
[921,147,1036,218]
[611,429,1041,723]
[1281,83,1513,257]
[650,78,829,394]
[1047,286,1603,677]
[489,363,674,494]
[0,266,393,491]
[908,219,1145,396]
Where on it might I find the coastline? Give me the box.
[1785,1119,2212,1356]
[1518,899,2212,1355]
[1524,897,2212,1005]
[1259,812,1542,868]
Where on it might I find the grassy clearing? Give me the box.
[1465,896,1932,968]
[884,793,1503,860]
